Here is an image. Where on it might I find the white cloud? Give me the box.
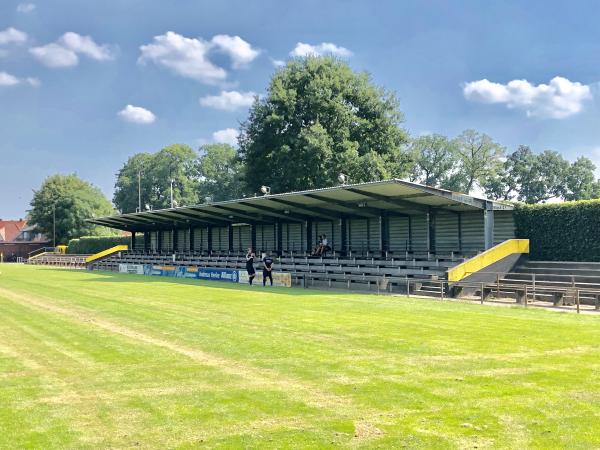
[0,72,20,86]
[271,58,285,67]
[0,27,28,45]
[463,76,592,119]
[30,43,78,67]
[118,105,156,124]
[138,32,260,84]
[30,32,115,68]
[0,71,39,87]
[58,32,114,61]
[290,42,352,58]
[212,128,239,146]
[17,3,36,13]
[199,90,256,111]
[210,34,260,68]
[139,31,226,84]
[25,77,40,87]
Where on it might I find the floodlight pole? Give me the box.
[170,179,174,208]
[52,203,56,248]
[138,170,142,213]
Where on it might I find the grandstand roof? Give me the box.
[88,179,513,231]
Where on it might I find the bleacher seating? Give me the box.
[28,253,89,268]
[89,249,470,293]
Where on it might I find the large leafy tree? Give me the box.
[114,144,200,213]
[29,174,116,245]
[564,156,600,201]
[113,152,153,214]
[454,130,505,193]
[484,145,536,201]
[483,146,597,204]
[198,143,246,202]
[409,134,459,188]
[238,56,410,193]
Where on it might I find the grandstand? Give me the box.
[86,179,516,294]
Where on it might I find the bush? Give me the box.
[67,236,130,254]
[514,200,600,261]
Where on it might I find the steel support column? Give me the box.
[484,202,494,250]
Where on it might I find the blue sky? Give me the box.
[2,0,600,218]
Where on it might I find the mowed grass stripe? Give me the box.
[0,290,352,448]
[0,286,354,412]
[1,265,600,448]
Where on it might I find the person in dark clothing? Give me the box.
[312,235,323,256]
[246,248,256,285]
[262,252,274,286]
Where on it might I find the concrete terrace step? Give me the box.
[520,260,600,271]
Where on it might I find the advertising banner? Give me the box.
[197,267,239,283]
[238,271,292,287]
[118,263,145,275]
[118,264,290,286]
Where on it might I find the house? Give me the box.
[0,219,50,261]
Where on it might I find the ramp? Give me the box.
[447,239,529,283]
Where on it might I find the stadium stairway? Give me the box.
[501,260,600,305]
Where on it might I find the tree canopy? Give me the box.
[198,143,246,202]
[483,146,599,203]
[114,144,200,213]
[238,56,410,194]
[29,174,116,245]
[409,134,459,189]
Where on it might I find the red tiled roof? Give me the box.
[0,220,27,242]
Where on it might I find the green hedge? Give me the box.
[514,200,600,261]
[67,236,130,255]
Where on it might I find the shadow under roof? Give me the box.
[88,179,513,232]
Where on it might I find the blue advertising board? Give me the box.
[197,267,239,283]
[138,264,239,283]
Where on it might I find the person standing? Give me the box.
[246,248,256,285]
[262,252,274,286]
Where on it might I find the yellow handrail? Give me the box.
[85,245,129,263]
[447,239,529,282]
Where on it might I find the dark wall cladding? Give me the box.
[176,229,187,252]
[192,227,207,251]
[411,215,428,251]
[434,212,459,252]
[283,222,303,252]
[461,211,484,252]
[232,225,251,252]
[256,224,275,253]
[388,216,410,252]
[137,208,516,255]
[494,210,515,245]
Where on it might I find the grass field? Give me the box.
[1,265,599,449]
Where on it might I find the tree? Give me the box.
[113,152,153,214]
[515,150,569,203]
[454,130,505,193]
[114,144,200,213]
[484,145,535,201]
[484,147,573,203]
[564,156,600,201]
[29,174,116,245]
[409,134,459,188]
[198,143,246,201]
[238,56,410,193]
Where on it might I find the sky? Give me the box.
[2,0,600,218]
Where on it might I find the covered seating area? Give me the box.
[88,179,515,292]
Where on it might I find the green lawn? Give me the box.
[0,265,599,449]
